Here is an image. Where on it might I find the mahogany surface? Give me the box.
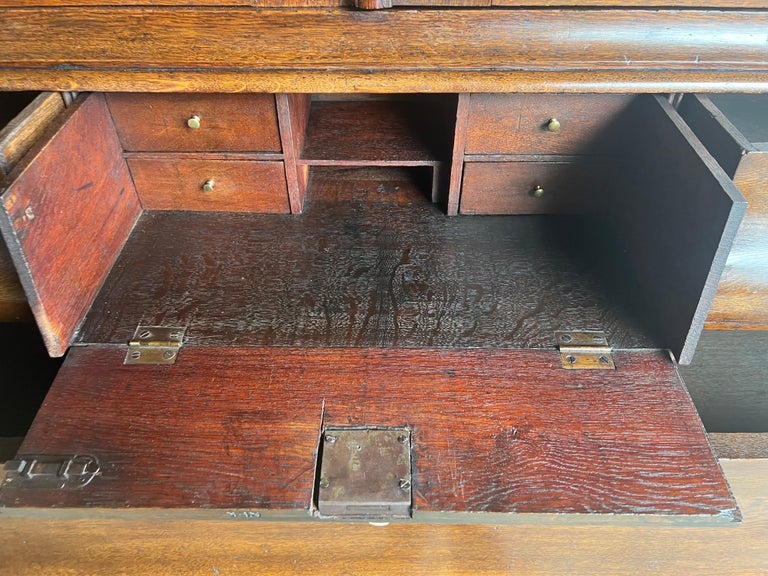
[0,94,141,357]
[105,93,282,153]
[2,345,737,519]
[78,167,653,350]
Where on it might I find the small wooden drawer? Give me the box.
[460,160,605,215]
[465,94,633,155]
[106,94,282,153]
[127,157,290,213]
[678,94,768,329]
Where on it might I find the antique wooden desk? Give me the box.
[0,2,767,569]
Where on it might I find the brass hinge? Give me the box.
[124,325,186,365]
[3,454,100,490]
[556,330,615,370]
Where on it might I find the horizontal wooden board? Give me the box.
[1,9,767,93]
[127,157,290,213]
[1,345,737,520]
[78,167,653,350]
[466,94,634,155]
[105,93,281,153]
[0,94,142,356]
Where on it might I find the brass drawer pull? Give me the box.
[531,185,545,198]
[202,179,215,192]
[546,118,561,132]
[187,115,201,130]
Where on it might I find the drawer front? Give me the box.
[465,94,633,155]
[127,158,290,213]
[106,94,282,153]
[460,160,604,215]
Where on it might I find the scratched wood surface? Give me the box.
[1,345,737,519]
[2,9,767,94]
[78,167,652,349]
[276,93,310,213]
[0,94,142,357]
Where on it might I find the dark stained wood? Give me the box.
[0,236,30,322]
[459,160,607,215]
[678,94,768,329]
[2,9,767,94]
[0,92,65,177]
[607,95,746,365]
[300,99,450,164]
[126,157,290,213]
[446,93,469,216]
[679,330,768,434]
[0,94,141,357]
[276,93,310,214]
[708,94,768,145]
[78,167,653,350]
[105,93,282,152]
[466,94,635,155]
[709,434,768,459]
[1,345,737,520]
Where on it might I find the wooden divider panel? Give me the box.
[0,94,142,357]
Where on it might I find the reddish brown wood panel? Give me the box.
[465,94,634,155]
[677,95,768,329]
[78,167,653,350]
[105,93,282,153]
[0,94,141,357]
[126,157,290,213]
[276,93,311,213]
[446,93,470,216]
[1,345,737,520]
[0,0,764,6]
[460,160,607,215]
[300,99,451,164]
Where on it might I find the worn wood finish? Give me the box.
[0,238,29,322]
[679,330,768,434]
[78,167,652,350]
[677,94,768,329]
[300,99,450,164]
[0,461,763,576]
[709,434,768,459]
[466,94,634,155]
[0,94,141,357]
[105,93,282,152]
[2,9,767,94]
[126,157,290,213]
[1,345,737,519]
[0,0,765,5]
[276,93,310,213]
[0,92,64,178]
[460,160,606,215]
[446,93,470,216]
[608,96,746,365]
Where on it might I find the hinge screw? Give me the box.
[599,355,610,365]
[398,478,411,491]
[560,334,573,343]
[131,351,141,360]
[325,434,338,444]
[163,350,177,360]
[566,355,577,365]
[319,478,330,489]
[397,434,409,444]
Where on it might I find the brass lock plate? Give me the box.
[315,427,412,519]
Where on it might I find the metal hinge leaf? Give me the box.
[556,330,615,370]
[125,325,185,365]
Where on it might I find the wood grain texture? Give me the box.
[459,160,607,215]
[0,0,765,5]
[466,94,635,155]
[709,434,768,459]
[105,93,281,152]
[446,93,469,216]
[78,167,653,350]
[276,93,310,213]
[0,461,762,576]
[0,92,64,177]
[0,345,737,519]
[1,9,767,93]
[0,94,141,357]
[677,95,768,329]
[608,95,746,365]
[126,157,290,213]
[0,236,30,322]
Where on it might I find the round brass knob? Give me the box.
[202,179,215,192]
[546,118,561,133]
[187,115,201,130]
[531,185,544,198]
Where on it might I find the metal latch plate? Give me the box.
[556,330,615,370]
[3,454,100,490]
[125,325,185,365]
[316,428,412,519]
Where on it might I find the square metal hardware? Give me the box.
[124,325,186,365]
[556,330,615,370]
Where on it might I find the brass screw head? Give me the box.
[546,118,561,132]
[187,115,201,130]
